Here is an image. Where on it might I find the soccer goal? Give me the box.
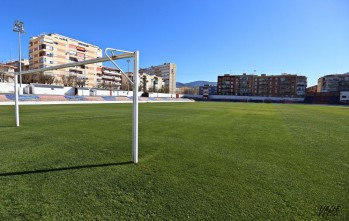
[11,48,139,163]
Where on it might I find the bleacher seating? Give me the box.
[5,94,40,101]
[64,96,86,101]
[0,94,10,101]
[115,96,132,101]
[0,94,194,103]
[85,96,105,101]
[102,96,117,101]
[39,95,67,101]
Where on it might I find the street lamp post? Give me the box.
[82,54,86,96]
[171,69,174,97]
[13,20,25,89]
[126,59,131,92]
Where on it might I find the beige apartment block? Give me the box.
[6,59,29,72]
[317,73,349,93]
[28,33,102,87]
[139,63,176,94]
[96,66,122,90]
[0,63,16,82]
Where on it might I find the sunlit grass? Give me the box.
[0,103,348,220]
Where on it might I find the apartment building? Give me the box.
[257,74,306,97]
[0,63,16,82]
[317,73,349,92]
[199,84,217,97]
[217,73,307,97]
[96,66,122,90]
[6,59,30,83]
[28,33,102,87]
[139,63,176,94]
[139,73,164,92]
[306,85,318,95]
[6,59,30,72]
[253,74,278,97]
[217,73,256,96]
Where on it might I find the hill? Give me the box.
[176,81,217,88]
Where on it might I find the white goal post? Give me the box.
[10,48,139,163]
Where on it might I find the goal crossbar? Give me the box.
[14,53,134,76]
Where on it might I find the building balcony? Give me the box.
[69,69,83,75]
[102,81,121,86]
[296,84,306,87]
[76,46,86,52]
[103,71,121,77]
[259,82,268,85]
[103,68,120,74]
[102,75,122,81]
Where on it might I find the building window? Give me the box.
[39,57,45,63]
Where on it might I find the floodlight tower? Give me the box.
[13,20,25,88]
[13,20,25,127]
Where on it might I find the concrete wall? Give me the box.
[90,89,182,98]
[1,83,185,98]
[29,85,75,96]
[0,83,15,93]
[0,83,29,94]
[90,89,133,96]
[183,94,304,102]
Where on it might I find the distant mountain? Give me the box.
[176,82,185,88]
[176,81,217,88]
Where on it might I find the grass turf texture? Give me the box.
[0,102,348,220]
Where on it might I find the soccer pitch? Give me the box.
[0,102,348,220]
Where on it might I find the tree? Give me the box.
[22,73,32,84]
[153,77,158,92]
[38,73,55,84]
[39,73,45,84]
[76,77,86,88]
[62,75,76,87]
[142,75,147,92]
[45,74,55,85]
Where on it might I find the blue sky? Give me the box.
[0,0,348,86]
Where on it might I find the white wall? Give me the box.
[0,83,29,94]
[0,83,184,98]
[91,89,133,96]
[340,91,349,102]
[91,90,183,98]
[76,88,91,96]
[0,83,15,93]
[148,92,182,98]
[30,85,75,95]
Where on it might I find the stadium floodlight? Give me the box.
[13,20,25,126]
[13,20,25,87]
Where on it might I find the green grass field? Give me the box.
[0,102,348,220]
